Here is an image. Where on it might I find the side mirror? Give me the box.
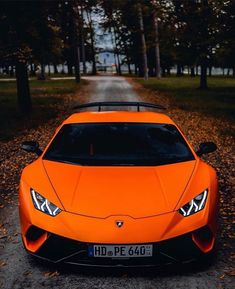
[21,141,42,156]
[196,142,217,157]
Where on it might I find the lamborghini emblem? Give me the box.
[116,221,124,228]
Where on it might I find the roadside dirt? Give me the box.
[0,76,234,289]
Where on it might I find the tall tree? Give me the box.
[137,2,148,80]
[151,0,161,78]
[0,1,62,115]
[0,1,65,114]
[79,3,87,74]
[85,0,97,75]
[73,2,81,83]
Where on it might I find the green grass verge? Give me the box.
[0,79,85,141]
[136,76,235,122]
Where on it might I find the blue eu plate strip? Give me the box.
[88,245,94,257]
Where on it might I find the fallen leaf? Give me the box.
[43,271,60,277]
[23,271,32,276]
[0,261,7,267]
[226,269,235,276]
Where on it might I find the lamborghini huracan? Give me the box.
[19,102,219,266]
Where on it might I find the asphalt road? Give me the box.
[82,76,140,110]
[0,76,234,289]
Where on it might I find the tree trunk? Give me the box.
[182,66,185,75]
[137,3,148,80]
[29,63,36,76]
[227,69,230,76]
[113,49,118,75]
[200,61,208,89]
[152,1,161,78]
[208,66,212,76]
[116,52,122,75]
[86,9,96,75]
[81,35,87,75]
[9,66,14,77]
[67,60,73,75]
[123,42,132,74]
[134,64,138,75]
[80,5,87,75]
[190,67,195,77]
[176,64,182,76]
[233,66,235,77]
[127,62,132,74]
[5,65,9,75]
[72,5,80,83]
[48,64,51,76]
[74,47,81,83]
[53,64,58,74]
[15,62,31,116]
[61,64,65,74]
[39,62,46,80]
[113,30,122,75]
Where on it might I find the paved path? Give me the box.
[83,76,139,102]
[81,76,141,111]
[0,76,233,289]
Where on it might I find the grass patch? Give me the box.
[136,76,235,121]
[0,79,85,141]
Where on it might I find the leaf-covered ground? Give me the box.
[0,76,234,289]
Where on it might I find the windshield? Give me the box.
[43,123,195,166]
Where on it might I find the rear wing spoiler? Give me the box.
[73,101,166,112]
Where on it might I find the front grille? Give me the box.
[32,232,202,266]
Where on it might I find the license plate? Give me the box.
[88,244,153,258]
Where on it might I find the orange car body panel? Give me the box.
[42,160,196,218]
[19,111,219,256]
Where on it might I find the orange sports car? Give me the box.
[19,102,219,266]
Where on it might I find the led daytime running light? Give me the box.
[30,189,61,217]
[179,189,208,217]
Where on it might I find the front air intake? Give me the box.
[26,226,46,242]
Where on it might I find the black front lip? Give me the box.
[25,232,203,267]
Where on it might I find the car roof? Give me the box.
[63,111,175,125]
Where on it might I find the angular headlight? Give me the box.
[30,189,62,216]
[178,189,208,217]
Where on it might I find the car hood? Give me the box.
[43,160,196,218]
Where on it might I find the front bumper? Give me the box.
[19,180,218,266]
[24,226,214,267]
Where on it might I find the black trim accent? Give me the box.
[72,102,166,112]
[28,232,203,267]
